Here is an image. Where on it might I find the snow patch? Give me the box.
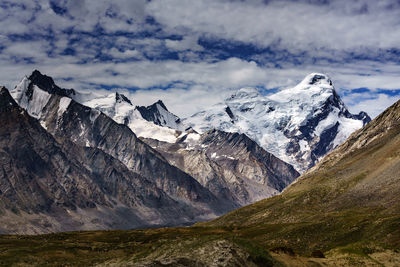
[25,86,51,119]
[57,97,72,117]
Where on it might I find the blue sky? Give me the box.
[1,0,400,117]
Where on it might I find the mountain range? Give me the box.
[1,88,399,266]
[0,69,370,234]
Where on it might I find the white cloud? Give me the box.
[165,36,203,51]
[107,47,142,59]
[127,85,232,118]
[343,92,399,118]
[147,0,400,52]
[0,0,400,120]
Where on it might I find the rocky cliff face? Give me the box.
[136,100,184,129]
[185,73,371,173]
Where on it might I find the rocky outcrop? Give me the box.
[137,100,183,129]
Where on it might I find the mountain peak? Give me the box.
[115,92,133,105]
[136,100,183,129]
[300,73,333,87]
[28,70,75,98]
[154,100,168,111]
[186,74,370,173]
[229,87,260,100]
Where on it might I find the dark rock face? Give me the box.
[201,130,299,191]
[115,92,132,105]
[142,129,299,206]
[0,86,16,112]
[28,70,75,97]
[225,106,235,121]
[137,100,181,127]
[0,87,211,234]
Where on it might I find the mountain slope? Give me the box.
[185,73,371,173]
[143,129,299,206]
[0,87,200,234]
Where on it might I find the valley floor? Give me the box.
[0,225,399,267]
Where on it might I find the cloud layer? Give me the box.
[0,0,399,118]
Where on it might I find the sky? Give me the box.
[1,0,400,118]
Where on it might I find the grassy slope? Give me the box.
[1,101,400,266]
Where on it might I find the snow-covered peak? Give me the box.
[11,75,53,119]
[298,73,333,88]
[185,73,371,173]
[28,70,76,97]
[229,87,261,101]
[136,100,184,130]
[115,92,133,105]
[270,73,335,104]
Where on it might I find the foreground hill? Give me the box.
[1,98,399,265]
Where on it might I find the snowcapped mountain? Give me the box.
[12,70,186,143]
[185,73,371,173]
[77,92,185,143]
[137,100,183,129]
